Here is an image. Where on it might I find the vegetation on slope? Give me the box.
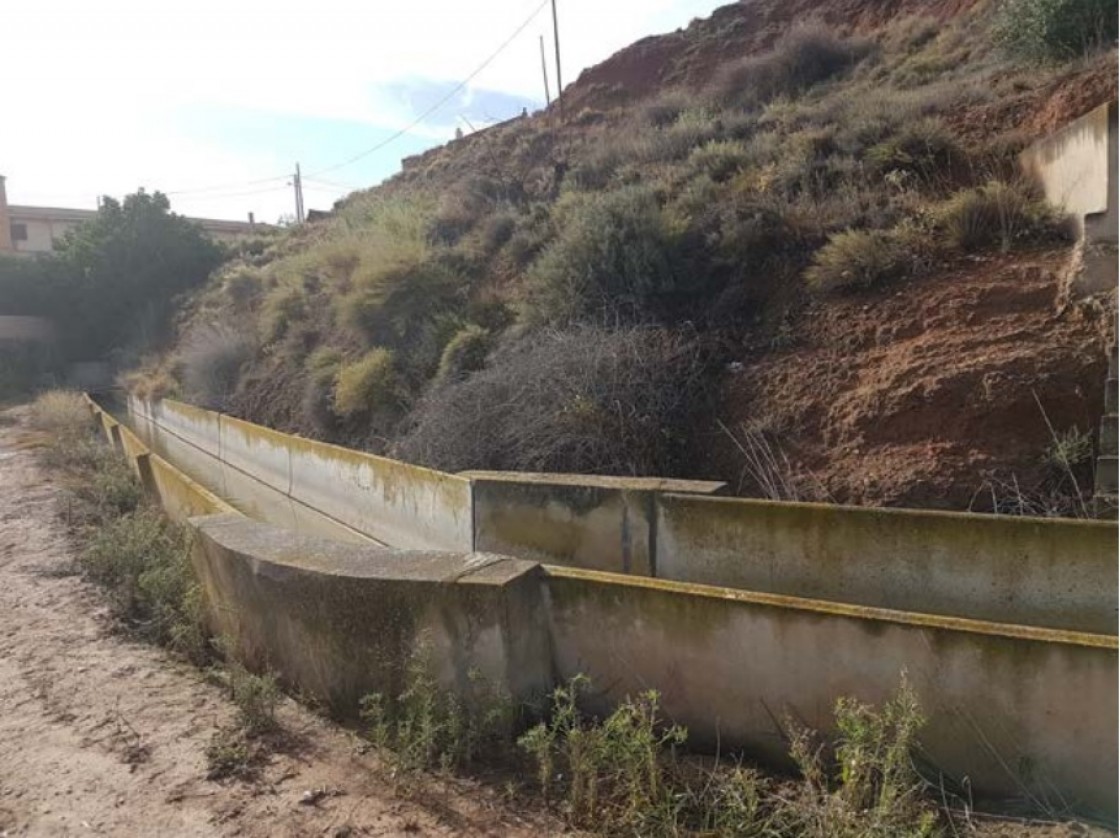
[129,0,1114,507]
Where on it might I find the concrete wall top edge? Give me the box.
[190,513,537,584]
[659,491,1119,531]
[461,470,726,494]
[541,566,1118,649]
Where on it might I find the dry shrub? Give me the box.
[716,25,874,107]
[395,327,712,476]
[937,180,1058,252]
[179,323,254,411]
[436,325,492,382]
[687,139,752,182]
[29,390,90,438]
[333,348,403,420]
[805,229,913,293]
[865,119,968,185]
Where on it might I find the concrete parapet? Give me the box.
[656,493,1117,634]
[188,514,552,714]
[542,566,1118,818]
[463,470,724,575]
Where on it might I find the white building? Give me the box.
[0,175,262,254]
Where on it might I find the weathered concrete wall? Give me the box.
[464,470,723,575]
[1020,101,1118,296]
[288,436,473,552]
[189,514,552,714]
[130,397,473,551]
[1020,101,1117,241]
[543,566,1118,818]
[656,494,1117,634]
[86,396,238,521]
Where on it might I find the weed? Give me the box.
[360,643,515,774]
[518,676,687,833]
[205,726,257,781]
[82,508,208,658]
[1043,425,1094,471]
[780,676,939,837]
[222,659,282,736]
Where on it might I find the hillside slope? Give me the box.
[141,0,1118,515]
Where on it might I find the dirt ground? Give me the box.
[0,407,562,837]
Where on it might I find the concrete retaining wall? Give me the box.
[189,514,552,714]
[121,396,1117,635]
[656,494,1118,635]
[543,566,1118,817]
[464,470,724,575]
[1020,101,1117,242]
[129,397,473,551]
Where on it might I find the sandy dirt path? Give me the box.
[0,407,560,837]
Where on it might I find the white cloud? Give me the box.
[3,0,726,220]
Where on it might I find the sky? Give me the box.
[3,0,729,222]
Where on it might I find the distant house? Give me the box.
[0,175,262,255]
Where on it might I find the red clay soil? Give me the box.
[562,0,982,113]
[717,247,1112,509]
[945,50,1119,143]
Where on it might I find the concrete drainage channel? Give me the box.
[85,394,1118,819]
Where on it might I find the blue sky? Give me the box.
[3,0,728,222]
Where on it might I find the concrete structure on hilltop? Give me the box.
[0,176,261,255]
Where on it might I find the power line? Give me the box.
[126,0,548,206]
[304,0,549,178]
[164,174,290,196]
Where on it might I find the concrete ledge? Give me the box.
[543,566,1118,817]
[188,514,552,714]
[464,470,724,575]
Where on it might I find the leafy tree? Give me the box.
[993,0,1117,62]
[51,190,223,358]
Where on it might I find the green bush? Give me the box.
[937,180,1056,251]
[805,228,915,293]
[259,284,307,343]
[436,325,493,382]
[527,186,680,325]
[993,0,1117,62]
[333,348,403,419]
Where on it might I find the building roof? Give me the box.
[7,204,261,233]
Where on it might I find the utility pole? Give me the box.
[292,163,305,224]
[551,0,563,121]
[539,34,551,106]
